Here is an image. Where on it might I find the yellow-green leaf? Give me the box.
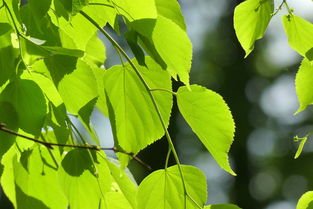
[234,0,273,57]
[177,85,236,175]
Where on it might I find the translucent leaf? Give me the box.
[21,71,63,107]
[59,150,137,209]
[0,45,16,87]
[49,11,97,50]
[59,149,105,209]
[295,58,313,113]
[204,204,242,209]
[282,15,313,60]
[105,158,138,208]
[104,57,172,167]
[152,15,192,85]
[0,79,47,136]
[57,60,98,115]
[296,191,313,209]
[29,0,52,30]
[0,102,18,159]
[0,24,17,87]
[113,0,157,21]
[59,0,89,15]
[177,85,236,175]
[234,0,273,57]
[12,147,68,209]
[137,165,207,209]
[83,34,106,67]
[155,0,186,30]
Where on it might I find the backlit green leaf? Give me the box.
[113,0,157,21]
[0,79,47,136]
[295,58,313,113]
[155,0,186,30]
[59,149,104,209]
[137,165,207,209]
[59,0,89,15]
[12,147,68,209]
[296,191,313,209]
[0,102,18,159]
[152,15,192,85]
[57,60,98,115]
[282,15,313,60]
[104,57,172,167]
[234,0,273,57]
[177,85,236,175]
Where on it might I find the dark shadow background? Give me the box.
[1,1,313,209]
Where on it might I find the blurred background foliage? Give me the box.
[1,0,313,209]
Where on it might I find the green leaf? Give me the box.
[152,15,192,85]
[282,15,313,60]
[204,204,242,209]
[104,57,172,167]
[29,0,52,30]
[59,150,137,209]
[234,0,274,57]
[113,0,157,21]
[296,191,313,209]
[155,0,186,30]
[83,34,106,67]
[0,102,18,159]
[106,158,138,208]
[49,11,97,50]
[59,149,104,209]
[295,58,313,113]
[57,60,98,115]
[12,147,68,209]
[0,44,17,87]
[59,0,89,15]
[137,165,207,209]
[0,79,47,136]
[21,71,63,107]
[177,85,236,175]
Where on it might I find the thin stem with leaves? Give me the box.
[79,10,202,209]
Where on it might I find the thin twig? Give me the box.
[0,123,151,169]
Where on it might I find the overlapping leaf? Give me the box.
[177,85,236,175]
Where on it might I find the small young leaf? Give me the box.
[296,191,313,209]
[234,0,274,57]
[295,58,313,113]
[293,136,308,159]
[177,85,236,175]
[282,15,313,60]
[137,165,207,209]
